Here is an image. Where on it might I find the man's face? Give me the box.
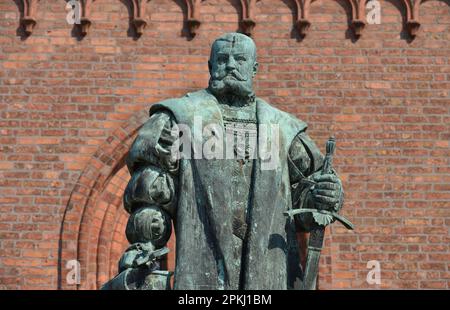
[208,35,258,97]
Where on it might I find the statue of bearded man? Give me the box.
[103,32,345,290]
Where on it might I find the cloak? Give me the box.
[148,89,308,290]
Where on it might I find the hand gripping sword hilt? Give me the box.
[284,136,354,230]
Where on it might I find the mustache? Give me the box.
[213,70,248,82]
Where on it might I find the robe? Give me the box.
[123,88,324,290]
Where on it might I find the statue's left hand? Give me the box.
[310,172,343,212]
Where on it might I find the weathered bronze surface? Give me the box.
[102,32,349,290]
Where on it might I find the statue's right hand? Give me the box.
[118,242,155,273]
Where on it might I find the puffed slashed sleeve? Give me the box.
[123,111,179,218]
[288,130,324,232]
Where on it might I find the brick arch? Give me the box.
[58,109,149,290]
[95,165,130,288]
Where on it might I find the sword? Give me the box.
[284,137,354,290]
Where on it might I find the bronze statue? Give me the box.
[102,32,351,290]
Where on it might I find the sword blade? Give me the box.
[303,225,325,290]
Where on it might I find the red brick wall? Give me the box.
[0,0,449,289]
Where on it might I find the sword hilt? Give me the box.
[322,136,335,175]
[285,136,354,230]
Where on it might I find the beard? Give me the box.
[208,70,255,105]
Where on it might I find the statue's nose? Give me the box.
[226,56,236,70]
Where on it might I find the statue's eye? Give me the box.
[235,56,246,63]
[217,55,227,63]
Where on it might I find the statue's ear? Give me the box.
[253,62,259,77]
